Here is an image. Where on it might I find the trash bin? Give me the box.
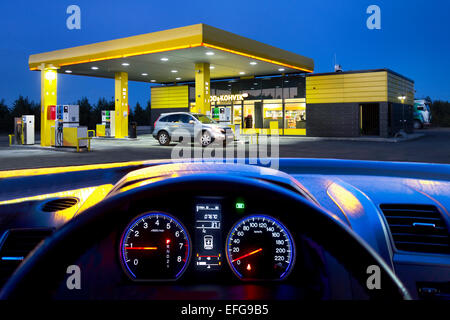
[129,122,137,138]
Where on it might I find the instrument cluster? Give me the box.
[119,197,296,282]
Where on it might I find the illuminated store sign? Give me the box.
[210,93,248,103]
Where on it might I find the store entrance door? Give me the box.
[360,103,380,136]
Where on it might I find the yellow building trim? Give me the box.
[242,128,283,135]
[284,128,306,136]
[285,98,306,103]
[203,43,313,73]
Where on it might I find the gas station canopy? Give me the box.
[29,24,314,82]
[32,24,315,146]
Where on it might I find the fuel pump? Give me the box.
[101,110,115,137]
[21,115,35,145]
[13,117,22,144]
[53,105,87,148]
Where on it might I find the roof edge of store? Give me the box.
[307,68,414,83]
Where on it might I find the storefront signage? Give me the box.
[210,93,248,103]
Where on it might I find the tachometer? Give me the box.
[226,215,295,280]
[120,212,190,281]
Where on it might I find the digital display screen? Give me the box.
[194,200,222,271]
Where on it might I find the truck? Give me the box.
[413,99,432,129]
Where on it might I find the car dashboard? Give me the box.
[0,159,449,300]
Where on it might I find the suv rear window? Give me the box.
[164,114,180,123]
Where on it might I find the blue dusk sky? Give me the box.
[0,0,449,108]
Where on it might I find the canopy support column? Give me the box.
[115,72,129,138]
[40,68,58,146]
[194,63,210,115]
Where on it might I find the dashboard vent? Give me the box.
[0,228,54,287]
[380,204,450,254]
[41,197,78,212]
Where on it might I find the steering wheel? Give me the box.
[0,173,411,300]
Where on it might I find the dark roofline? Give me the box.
[159,72,306,86]
[306,69,414,83]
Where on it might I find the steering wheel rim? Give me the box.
[0,173,411,300]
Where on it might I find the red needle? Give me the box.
[232,248,263,263]
[125,247,157,250]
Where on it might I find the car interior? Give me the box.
[0,159,448,300]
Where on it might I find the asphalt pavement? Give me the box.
[0,128,449,170]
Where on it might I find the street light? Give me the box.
[398,95,407,132]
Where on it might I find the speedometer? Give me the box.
[120,212,191,281]
[226,215,295,280]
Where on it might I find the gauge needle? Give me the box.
[125,247,157,250]
[232,248,263,263]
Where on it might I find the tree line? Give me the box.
[431,100,450,127]
[1,95,450,133]
[0,96,151,133]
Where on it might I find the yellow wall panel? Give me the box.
[387,73,414,105]
[151,85,189,109]
[307,98,345,104]
[306,71,389,104]
[342,96,384,103]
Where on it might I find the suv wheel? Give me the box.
[157,131,171,146]
[200,131,212,147]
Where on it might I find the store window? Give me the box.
[233,102,242,127]
[243,101,255,129]
[195,76,307,135]
[243,100,283,130]
[263,101,283,129]
[284,99,306,135]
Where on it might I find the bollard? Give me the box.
[8,134,14,146]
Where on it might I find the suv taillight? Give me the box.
[154,115,161,127]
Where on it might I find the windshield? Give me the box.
[193,114,217,124]
[2,0,450,307]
